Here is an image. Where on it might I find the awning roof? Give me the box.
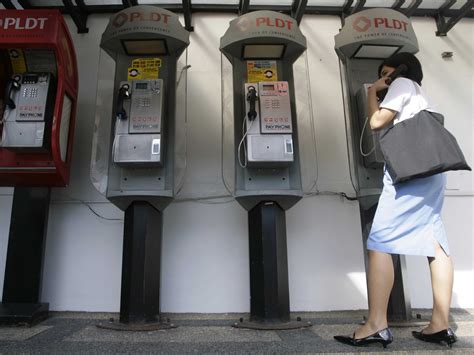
[1,0,473,35]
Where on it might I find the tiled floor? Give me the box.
[0,309,472,353]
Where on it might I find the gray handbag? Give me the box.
[378,109,471,184]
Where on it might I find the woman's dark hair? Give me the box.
[378,52,423,85]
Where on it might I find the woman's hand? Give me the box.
[369,77,389,93]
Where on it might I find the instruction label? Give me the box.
[128,58,161,80]
[8,48,27,73]
[247,60,278,82]
[24,49,57,75]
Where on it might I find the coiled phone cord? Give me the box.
[359,115,375,157]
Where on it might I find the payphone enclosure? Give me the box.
[220,11,317,211]
[0,10,78,187]
[90,6,189,211]
[334,8,418,203]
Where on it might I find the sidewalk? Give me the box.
[0,309,472,353]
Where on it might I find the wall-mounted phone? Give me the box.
[113,79,164,167]
[356,84,384,168]
[1,72,55,150]
[357,64,409,168]
[241,81,294,168]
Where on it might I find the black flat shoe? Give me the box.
[412,328,457,348]
[334,328,393,348]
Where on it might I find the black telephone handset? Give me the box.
[247,86,258,120]
[4,75,21,109]
[376,64,408,101]
[116,84,130,120]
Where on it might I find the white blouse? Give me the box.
[380,77,438,125]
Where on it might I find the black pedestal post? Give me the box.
[359,201,425,326]
[234,201,311,330]
[387,254,412,323]
[0,187,51,326]
[98,201,174,331]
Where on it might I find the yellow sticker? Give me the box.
[247,60,278,82]
[8,48,27,74]
[128,58,161,80]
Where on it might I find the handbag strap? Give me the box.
[410,81,445,125]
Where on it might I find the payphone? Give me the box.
[93,5,189,330]
[335,8,419,323]
[0,10,78,325]
[1,72,56,150]
[242,81,294,167]
[113,79,164,167]
[356,83,384,168]
[220,11,311,329]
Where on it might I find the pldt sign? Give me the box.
[353,16,409,32]
[0,17,49,30]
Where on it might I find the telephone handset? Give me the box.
[116,83,130,120]
[377,64,408,101]
[246,86,258,121]
[4,76,21,109]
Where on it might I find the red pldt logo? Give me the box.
[352,16,409,32]
[112,11,171,28]
[256,17,293,30]
[236,18,250,32]
[353,16,371,32]
[0,17,48,30]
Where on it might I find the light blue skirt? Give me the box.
[367,168,449,257]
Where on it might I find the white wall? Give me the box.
[0,13,472,312]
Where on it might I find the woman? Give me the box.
[334,52,457,348]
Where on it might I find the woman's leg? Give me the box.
[424,242,454,333]
[355,250,394,338]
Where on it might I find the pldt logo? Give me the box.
[0,17,49,30]
[353,16,371,32]
[352,16,409,32]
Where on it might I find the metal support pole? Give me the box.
[249,201,289,321]
[0,187,51,325]
[97,201,174,331]
[234,201,311,330]
[388,254,412,323]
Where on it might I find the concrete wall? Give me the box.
[0,12,472,312]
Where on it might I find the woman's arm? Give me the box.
[367,78,397,131]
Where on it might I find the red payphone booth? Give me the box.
[0,10,78,186]
[0,10,78,325]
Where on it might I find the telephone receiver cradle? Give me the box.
[376,64,408,101]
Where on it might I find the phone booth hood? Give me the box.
[0,9,78,187]
[335,8,418,61]
[220,10,306,62]
[100,5,189,58]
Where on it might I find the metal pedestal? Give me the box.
[234,201,311,330]
[0,187,51,326]
[97,201,175,331]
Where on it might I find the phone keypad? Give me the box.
[23,88,38,98]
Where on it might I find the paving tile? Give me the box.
[66,325,281,343]
[0,325,52,341]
